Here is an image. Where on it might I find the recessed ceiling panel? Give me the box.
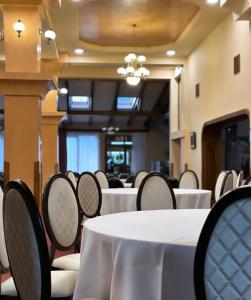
[79,0,200,47]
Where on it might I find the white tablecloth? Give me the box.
[101,188,211,215]
[73,209,210,300]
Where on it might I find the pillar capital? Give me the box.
[0,72,56,98]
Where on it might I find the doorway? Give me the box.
[202,113,250,195]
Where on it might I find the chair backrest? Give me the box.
[194,186,251,300]
[108,178,124,188]
[167,177,179,189]
[4,180,51,300]
[214,171,233,201]
[137,172,176,210]
[133,170,148,188]
[0,186,9,273]
[67,171,78,189]
[179,170,199,189]
[126,175,134,183]
[244,175,251,185]
[95,170,109,189]
[77,172,102,218]
[236,170,243,187]
[42,173,81,251]
[231,169,238,188]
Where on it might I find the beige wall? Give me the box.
[173,14,251,185]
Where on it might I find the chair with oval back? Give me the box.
[194,186,251,300]
[179,170,199,189]
[132,170,148,188]
[231,169,238,188]
[0,185,15,298]
[236,170,244,187]
[108,178,124,189]
[214,170,233,201]
[136,172,176,211]
[94,170,109,189]
[77,172,102,218]
[66,170,78,189]
[3,180,78,300]
[43,173,81,272]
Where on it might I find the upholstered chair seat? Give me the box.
[1,270,77,298]
[52,253,80,271]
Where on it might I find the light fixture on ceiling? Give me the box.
[166,50,176,57]
[13,19,25,38]
[117,24,150,86]
[39,28,56,44]
[206,0,218,4]
[74,48,84,55]
[102,127,120,134]
[59,87,68,95]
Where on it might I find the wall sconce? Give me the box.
[13,19,25,38]
[40,28,56,44]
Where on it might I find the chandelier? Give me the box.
[117,25,150,86]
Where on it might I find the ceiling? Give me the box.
[59,79,170,131]
[46,0,228,60]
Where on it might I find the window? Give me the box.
[69,96,92,110]
[117,97,140,110]
[66,132,99,173]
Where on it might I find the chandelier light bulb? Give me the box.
[126,76,140,86]
[134,70,141,77]
[127,53,137,62]
[13,20,25,38]
[144,69,150,76]
[117,67,126,75]
[125,66,135,74]
[137,55,146,63]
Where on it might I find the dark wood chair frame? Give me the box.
[194,186,251,300]
[136,172,177,211]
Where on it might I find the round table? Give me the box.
[101,188,211,215]
[73,209,210,300]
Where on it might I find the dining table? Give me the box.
[73,209,210,300]
[100,187,211,215]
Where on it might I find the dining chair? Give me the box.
[236,170,244,187]
[132,170,148,188]
[194,186,251,300]
[244,175,251,185]
[108,178,124,188]
[179,170,199,189]
[136,172,176,210]
[3,180,77,300]
[94,170,109,189]
[0,185,15,298]
[214,170,233,201]
[231,169,238,188]
[66,170,78,189]
[77,172,102,218]
[43,173,81,272]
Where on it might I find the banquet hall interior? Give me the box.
[1,0,251,300]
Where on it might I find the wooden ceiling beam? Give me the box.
[144,82,169,128]
[127,81,147,127]
[89,80,95,126]
[108,80,120,126]
[67,110,162,116]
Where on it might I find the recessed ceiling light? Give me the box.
[166,50,176,57]
[74,48,84,55]
[72,0,82,2]
[206,0,218,5]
